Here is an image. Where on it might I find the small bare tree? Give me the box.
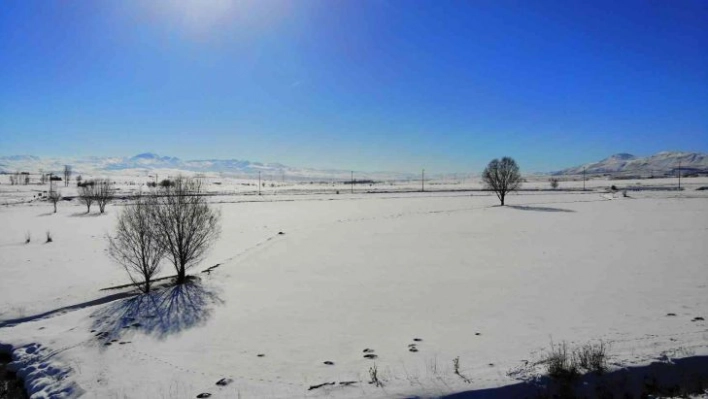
[78,181,95,213]
[549,178,559,190]
[48,189,61,213]
[151,176,221,284]
[63,165,72,187]
[94,179,113,214]
[482,157,522,206]
[108,194,164,293]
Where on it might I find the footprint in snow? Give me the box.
[413,338,423,342]
[196,394,211,398]
[363,348,375,353]
[323,361,334,365]
[364,354,378,359]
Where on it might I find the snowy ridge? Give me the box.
[0,153,414,180]
[554,151,708,176]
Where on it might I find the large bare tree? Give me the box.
[151,176,220,284]
[482,157,522,206]
[108,194,164,293]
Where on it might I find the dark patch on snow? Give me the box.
[363,354,378,359]
[215,378,232,386]
[323,361,334,366]
[196,393,211,398]
[308,382,335,391]
[0,352,28,399]
[445,355,708,399]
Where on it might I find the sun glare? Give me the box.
[144,0,283,37]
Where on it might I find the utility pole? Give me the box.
[421,168,425,192]
[350,171,354,194]
[258,171,261,195]
[582,168,586,191]
[678,161,681,190]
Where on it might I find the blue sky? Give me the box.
[1,0,706,173]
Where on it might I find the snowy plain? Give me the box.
[1,177,708,398]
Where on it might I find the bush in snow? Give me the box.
[545,341,580,381]
[576,341,609,374]
[549,178,559,189]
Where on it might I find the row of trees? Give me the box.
[108,177,221,292]
[78,179,113,214]
[8,172,30,185]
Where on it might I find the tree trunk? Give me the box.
[176,268,186,284]
[500,195,505,206]
[53,203,57,213]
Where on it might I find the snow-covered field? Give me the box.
[1,179,707,398]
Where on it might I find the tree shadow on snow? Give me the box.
[439,355,708,399]
[90,278,223,342]
[69,211,104,217]
[507,205,575,213]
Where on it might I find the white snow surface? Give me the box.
[1,180,708,398]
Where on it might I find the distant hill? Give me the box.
[554,151,708,177]
[0,153,412,180]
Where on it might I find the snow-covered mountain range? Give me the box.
[0,153,411,180]
[553,151,708,176]
[1,151,706,180]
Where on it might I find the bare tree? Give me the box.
[76,175,82,186]
[48,189,61,213]
[482,157,522,206]
[108,194,164,293]
[63,165,72,187]
[94,179,113,214]
[151,176,221,284]
[549,177,559,190]
[78,181,95,213]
